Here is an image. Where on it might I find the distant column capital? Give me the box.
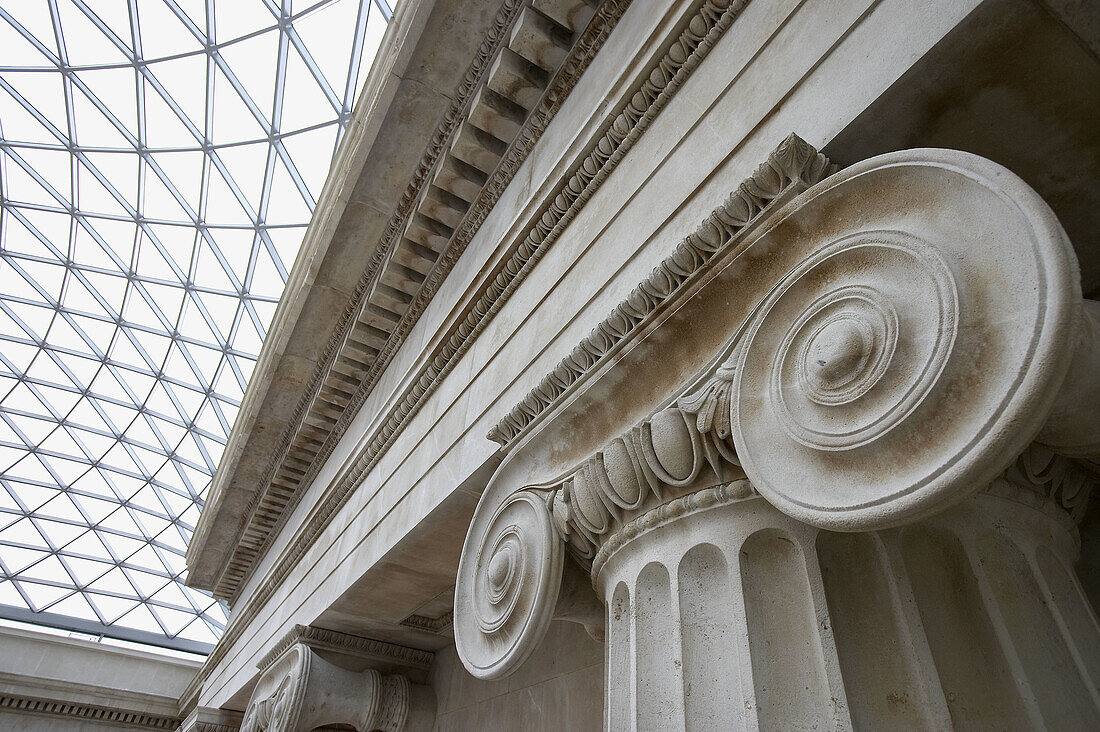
[239,642,433,732]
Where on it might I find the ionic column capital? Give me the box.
[239,641,433,732]
[455,140,1100,685]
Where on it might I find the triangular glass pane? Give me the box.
[64,528,113,559]
[211,66,268,145]
[0,17,53,68]
[114,600,162,633]
[49,591,99,620]
[58,552,110,585]
[279,41,337,133]
[0,154,65,208]
[134,0,204,61]
[76,161,131,218]
[282,123,338,200]
[82,151,138,210]
[70,83,133,150]
[149,151,205,205]
[0,517,52,549]
[218,29,279,122]
[293,0,360,100]
[263,153,312,226]
[203,161,255,226]
[150,603,193,636]
[0,545,49,575]
[97,529,144,560]
[145,54,208,133]
[216,141,270,216]
[142,163,195,223]
[55,0,132,67]
[2,72,68,135]
[21,580,72,611]
[88,591,139,624]
[0,87,60,144]
[0,579,32,609]
[20,554,72,585]
[33,516,87,548]
[213,0,275,44]
[83,1,132,50]
[176,614,218,644]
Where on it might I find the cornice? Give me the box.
[217,0,632,603]
[247,0,753,596]
[0,693,179,730]
[186,0,751,701]
[256,624,434,673]
[213,0,530,600]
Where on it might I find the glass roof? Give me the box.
[0,0,391,653]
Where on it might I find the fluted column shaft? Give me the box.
[597,484,1100,731]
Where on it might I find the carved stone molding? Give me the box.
[591,479,758,580]
[255,625,433,676]
[240,643,434,732]
[178,706,244,732]
[455,144,1100,682]
[399,611,454,635]
[188,0,758,702]
[488,132,835,445]
[1002,442,1098,525]
[0,694,179,730]
[218,0,630,603]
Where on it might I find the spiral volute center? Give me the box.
[805,317,870,390]
[487,545,514,599]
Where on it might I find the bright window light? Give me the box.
[0,0,393,654]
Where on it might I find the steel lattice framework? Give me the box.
[0,0,391,654]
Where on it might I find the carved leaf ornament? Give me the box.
[456,146,1090,680]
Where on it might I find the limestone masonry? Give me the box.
[6,0,1098,729]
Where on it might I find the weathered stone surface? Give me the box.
[455,148,1100,728]
[180,0,1100,728]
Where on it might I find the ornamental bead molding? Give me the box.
[487,132,836,445]
[456,145,1100,683]
[549,387,749,576]
[240,643,432,732]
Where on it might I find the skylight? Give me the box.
[0,0,392,654]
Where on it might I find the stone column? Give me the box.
[239,642,434,732]
[597,475,1100,730]
[454,147,1100,729]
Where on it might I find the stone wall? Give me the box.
[0,626,197,731]
[429,621,602,731]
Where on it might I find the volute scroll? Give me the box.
[454,142,1100,685]
[731,149,1093,531]
[454,489,565,680]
